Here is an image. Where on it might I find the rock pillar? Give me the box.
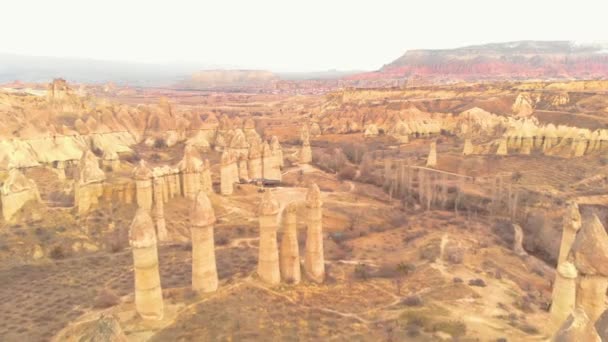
[129,209,163,320]
[220,151,234,195]
[497,138,508,156]
[179,146,203,200]
[550,262,578,329]
[238,155,249,182]
[426,141,437,167]
[152,176,168,242]
[305,183,325,283]
[133,160,153,211]
[257,190,281,284]
[191,191,218,293]
[280,202,301,284]
[570,213,608,324]
[558,202,582,264]
[248,140,263,180]
[201,159,213,194]
[462,139,473,156]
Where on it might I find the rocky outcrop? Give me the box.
[512,224,527,256]
[71,314,127,342]
[513,93,535,117]
[1,169,41,221]
[191,191,218,293]
[258,190,281,284]
[280,202,301,284]
[553,308,601,342]
[129,209,164,320]
[570,214,608,324]
[304,183,325,283]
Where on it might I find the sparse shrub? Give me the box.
[420,240,441,262]
[123,152,141,164]
[453,277,463,283]
[354,263,369,280]
[150,153,161,162]
[49,245,66,259]
[337,165,357,181]
[401,295,424,307]
[153,138,168,149]
[519,323,540,335]
[216,236,230,246]
[445,245,464,264]
[94,288,120,308]
[468,278,487,287]
[511,171,523,183]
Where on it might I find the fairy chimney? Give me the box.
[1,169,41,222]
[178,145,203,199]
[304,183,325,283]
[426,141,437,167]
[220,150,234,195]
[551,261,579,329]
[133,160,153,211]
[257,190,281,284]
[190,191,218,293]
[129,209,164,320]
[248,139,263,180]
[280,202,301,284]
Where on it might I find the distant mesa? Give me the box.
[349,40,608,82]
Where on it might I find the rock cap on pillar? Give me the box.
[259,190,280,216]
[570,214,608,276]
[133,160,153,180]
[192,191,216,226]
[306,183,322,208]
[129,208,157,248]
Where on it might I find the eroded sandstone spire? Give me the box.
[178,145,203,199]
[426,141,437,167]
[304,183,325,283]
[257,190,281,284]
[191,191,218,293]
[570,214,608,324]
[133,160,153,211]
[129,209,164,320]
[280,202,301,284]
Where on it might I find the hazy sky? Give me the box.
[2,0,607,72]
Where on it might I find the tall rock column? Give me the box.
[570,214,608,324]
[280,202,301,284]
[220,151,234,195]
[558,202,582,264]
[426,141,437,167]
[550,261,579,329]
[152,174,168,242]
[200,159,213,194]
[257,190,281,284]
[248,140,263,180]
[496,138,508,156]
[238,155,249,182]
[129,209,164,320]
[133,160,153,211]
[300,131,313,164]
[178,145,203,199]
[271,136,284,169]
[462,139,473,156]
[305,183,325,283]
[191,191,218,293]
[262,141,281,181]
